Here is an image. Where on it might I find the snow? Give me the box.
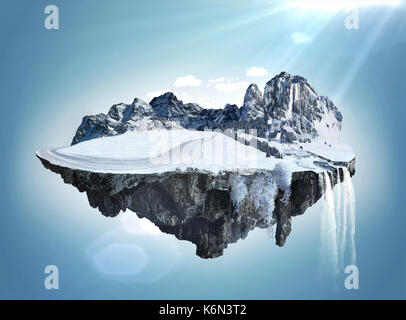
[272,162,292,205]
[313,106,341,141]
[37,128,355,174]
[230,175,248,213]
[300,139,355,163]
[37,129,275,174]
[249,174,277,221]
[236,131,355,164]
[228,162,292,224]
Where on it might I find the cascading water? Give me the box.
[334,169,344,269]
[320,167,356,280]
[320,172,339,275]
[343,167,356,265]
[286,84,295,119]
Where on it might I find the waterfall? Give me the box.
[286,84,294,119]
[340,172,348,268]
[335,169,343,269]
[320,172,339,275]
[343,168,356,265]
[320,167,357,280]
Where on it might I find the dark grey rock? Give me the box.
[241,84,265,120]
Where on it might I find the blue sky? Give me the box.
[0,0,405,299]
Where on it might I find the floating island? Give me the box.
[37,72,355,258]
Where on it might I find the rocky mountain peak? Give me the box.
[149,92,203,118]
[107,103,127,121]
[107,99,154,123]
[213,104,242,124]
[149,92,177,104]
[262,71,342,142]
[242,83,265,120]
[264,72,318,118]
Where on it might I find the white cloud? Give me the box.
[208,77,240,84]
[146,76,249,109]
[173,75,202,87]
[246,67,269,77]
[208,78,225,84]
[214,80,248,93]
[177,92,210,106]
[291,32,312,43]
[145,89,171,101]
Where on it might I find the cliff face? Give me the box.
[37,155,355,258]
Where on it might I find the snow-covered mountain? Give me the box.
[71,72,343,147]
[264,72,342,143]
[71,98,178,145]
[149,92,203,118]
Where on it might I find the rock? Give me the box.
[241,84,265,120]
[213,104,242,125]
[149,92,203,118]
[71,98,172,145]
[264,72,342,142]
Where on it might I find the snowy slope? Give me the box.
[37,128,354,174]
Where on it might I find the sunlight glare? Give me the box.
[291,0,402,11]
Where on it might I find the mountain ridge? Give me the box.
[71,72,343,146]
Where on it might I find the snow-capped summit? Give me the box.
[149,92,203,118]
[108,98,154,122]
[264,72,342,142]
[241,83,265,120]
[71,97,173,145]
[213,104,242,125]
[264,72,318,119]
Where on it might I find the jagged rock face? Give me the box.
[264,72,343,143]
[37,154,355,258]
[71,98,175,145]
[71,113,113,146]
[108,98,155,121]
[213,104,242,125]
[149,92,203,118]
[241,84,265,120]
[264,73,317,119]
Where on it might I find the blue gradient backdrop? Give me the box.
[0,0,405,299]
